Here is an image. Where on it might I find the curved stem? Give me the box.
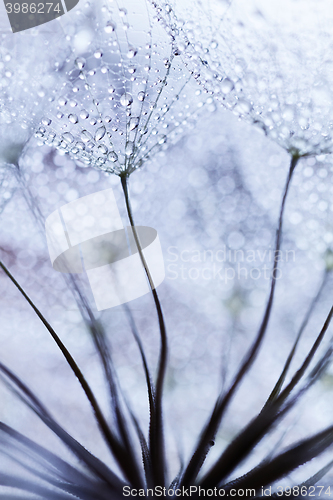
[120,174,168,487]
[265,268,329,406]
[181,155,298,488]
[0,260,143,488]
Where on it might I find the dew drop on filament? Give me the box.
[125,141,134,155]
[120,93,133,106]
[108,151,118,162]
[81,130,93,143]
[127,47,138,59]
[129,117,139,131]
[68,114,78,124]
[62,132,74,143]
[75,57,86,70]
[80,110,89,119]
[94,49,103,59]
[138,91,145,102]
[221,78,234,94]
[95,126,106,141]
[105,21,116,33]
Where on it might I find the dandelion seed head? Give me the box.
[36,0,212,176]
[154,0,333,157]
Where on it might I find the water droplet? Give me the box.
[235,99,251,114]
[94,49,103,59]
[108,151,118,162]
[221,78,234,94]
[90,118,97,126]
[62,132,74,144]
[76,141,85,150]
[108,85,115,94]
[80,110,89,119]
[104,116,112,123]
[58,97,67,106]
[165,4,172,13]
[128,66,136,74]
[72,86,79,93]
[138,91,145,102]
[101,66,108,74]
[125,142,134,155]
[81,130,93,143]
[42,118,52,126]
[75,57,86,69]
[69,100,77,108]
[298,117,309,130]
[57,112,64,119]
[282,106,294,122]
[98,144,108,154]
[158,135,167,144]
[68,114,78,124]
[210,40,218,49]
[119,7,127,16]
[127,47,137,59]
[129,117,139,131]
[95,126,106,141]
[120,93,133,107]
[105,21,116,33]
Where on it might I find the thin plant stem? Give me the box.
[181,155,299,488]
[0,260,143,489]
[11,165,144,485]
[265,268,330,406]
[120,173,167,487]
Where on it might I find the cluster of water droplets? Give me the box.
[287,155,333,256]
[0,29,65,166]
[0,26,67,208]
[152,0,333,157]
[36,0,212,176]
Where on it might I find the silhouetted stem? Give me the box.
[0,260,143,488]
[181,155,298,488]
[265,268,329,406]
[121,173,167,487]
